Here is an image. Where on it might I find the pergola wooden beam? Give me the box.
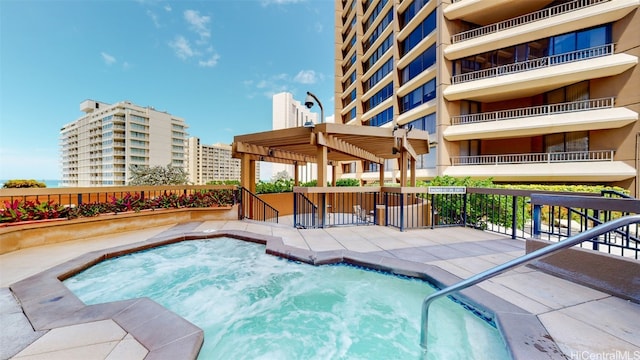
[234,141,315,164]
[315,133,384,164]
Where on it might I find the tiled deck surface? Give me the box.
[1,218,639,359]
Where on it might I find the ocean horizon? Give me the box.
[0,179,61,188]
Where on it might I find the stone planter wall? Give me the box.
[0,205,238,255]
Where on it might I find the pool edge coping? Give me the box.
[9,228,565,360]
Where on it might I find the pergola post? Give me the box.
[399,151,407,186]
[317,145,328,187]
[240,154,256,193]
[294,162,299,186]
[410,157,416,186]
[331,164,337,187]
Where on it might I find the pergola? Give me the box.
[232,123,431,192]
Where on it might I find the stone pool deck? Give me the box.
[1,219,639,359]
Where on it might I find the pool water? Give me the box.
[64,238,510,359]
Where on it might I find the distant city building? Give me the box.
[186,137,253,184]
[60,100,188,187]
[267,92,333,183]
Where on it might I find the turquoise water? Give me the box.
[64,238,510,360]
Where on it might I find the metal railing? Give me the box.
[531,194,640,259]
[452,44,614,84]
[238,187,279,223]
[420,214,640,351]
[451,0,610,43]
[293,192,318,229]
[451,97,614,125]
[381,188,431,231]
[451,150,615,166]
[293,187,378,229]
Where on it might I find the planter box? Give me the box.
[0,205,238,255]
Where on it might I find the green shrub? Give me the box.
[2,179,47,188]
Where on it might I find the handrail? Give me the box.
[420,214,640,350]
[451,150,614,166]
[239,187,279,223]
[451,44,613,84]
[451,0,609,43]
[293,192,318,229]
[451,97,614,125]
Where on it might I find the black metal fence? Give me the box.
[531,194,640,259]
[238,187,279,223]
[291,186,640,259]
[293,187,377,229]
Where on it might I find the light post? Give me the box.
[304,91,324,127]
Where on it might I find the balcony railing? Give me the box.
[452,44,614,84]
[451,150,614,166]
[451,0,610,43]
[451,97,615,125]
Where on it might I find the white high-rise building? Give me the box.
[60,100,188,187]
[186,137,252,184]
[268,92,324,183]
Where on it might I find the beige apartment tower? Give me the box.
[335,0,639,194]
[60,100,188,187]
[186,137,248,184]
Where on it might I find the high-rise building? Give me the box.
[186,137,248,184]
[335,0,639,194]
[268,92,320,182]
[60,100,188,187]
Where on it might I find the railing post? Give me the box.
[462,193,468,227]
[77,194,83,205]
[511,196,518,239]
[293,192,298,227]
[385,192,389,227]
[533,203,541,239]
[400,193,405,232]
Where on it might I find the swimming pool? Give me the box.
[64,237,510,359]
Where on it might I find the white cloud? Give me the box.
[146,10,161,27]
[164,4,172,12]
[169,36,195,59]
[199,53,220,67]
[184,10,210,40]
[293,70,318,84]
[101,52,116,65]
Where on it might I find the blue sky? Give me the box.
[0,0,335,180]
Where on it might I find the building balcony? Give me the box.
[444,45,637,102]
[445,0,638,60]
[444,0,554,26]
[446,150,636,181]
[443,98,638,141]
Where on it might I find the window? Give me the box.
[367,106,394,127]
[364,11,393,52]
[342,162,355,174]
[544,131,588,153]
[400,44,436,84]
[364,83,393,112]
[399,78,436,113]
[406,113,436,169]
[460,140,480,157]
[364,58,393,92]
[545,81,589,104]
[364,161,379,172]
[363,34,393,73]
[400,0,429,29]
[399,10,436,56]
